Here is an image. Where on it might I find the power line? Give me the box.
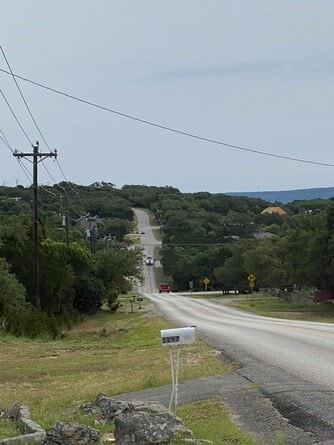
[1,46,63,191]
[0,67,333,168]
[0,128,14,153]
[39,183,58,197]
[41,162,61,192]
[0,130,60,191]
[0,88,32,145]
[55,159,81,197]
[0,46,52,152]
[54,159,90,215]
[0,128,34,182]
[16,158,33,183]
[0,54,75,214]
[55,159,79,195]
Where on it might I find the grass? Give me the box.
[145,208,159,229]
[175,399,258,445]
[0,299,237,442]
[0,419,20,440]
[227,293,334,322]
[174,399,286,445]
[182,291,234,299]
[3,291,318,443]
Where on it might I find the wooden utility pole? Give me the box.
[60,194,83,247]
[60,194,70,246]
[13,142,57,309]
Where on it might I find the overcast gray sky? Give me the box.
[1,0,333,193]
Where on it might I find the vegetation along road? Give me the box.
[135,208,334,445]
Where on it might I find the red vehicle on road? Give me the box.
[158,284,171,293]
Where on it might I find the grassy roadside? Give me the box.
[177,290,334,323]
[1,293,308,443]
[0,299,262,444]
[225,293,334,322]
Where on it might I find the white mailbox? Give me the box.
[161,326,196,346]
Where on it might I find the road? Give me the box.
[133,208,334,444]
[134,208,161,294]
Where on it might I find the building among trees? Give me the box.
[261,206,287,216]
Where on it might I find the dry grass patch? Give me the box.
[0,304,230,432]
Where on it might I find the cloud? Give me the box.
[146,56,334,83]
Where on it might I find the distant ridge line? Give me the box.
[226,186,334,203]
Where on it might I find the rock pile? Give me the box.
[1,395,213,444]
[42,422,100,445]
[82,393,205,445]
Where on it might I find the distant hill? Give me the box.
[226,186,334,204]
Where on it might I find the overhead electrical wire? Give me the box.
[16,158,33,183]
[0,46,52,152]
[67,212,91,222]
[0,61,73,219]
[0,88,61,190]
[0,128,13,153]
[0,46,59,186]
[0,45,91,220]
[0,67,333,168]
[10,197,30,214]
[53,158,92,217]
[0,88,33,145]
[0,126,33,183]
[0,47,88,218]
[1,47,62,186]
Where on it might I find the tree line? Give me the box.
[152,191,334,293]
[0,183,143,338]
[1,182,333,337]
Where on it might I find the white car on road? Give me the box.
[146,255,154,266]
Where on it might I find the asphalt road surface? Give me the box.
[134,208,161,294]
[132,209,334,444]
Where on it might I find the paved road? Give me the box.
[133,208,334,444]
[134,208,161,294]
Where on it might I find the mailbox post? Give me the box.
[129,296,136,313]
[160,327,196,411]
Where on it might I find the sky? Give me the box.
[1,0,334,194]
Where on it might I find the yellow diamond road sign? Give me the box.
[248,273,256,282]
[203,277,210,285]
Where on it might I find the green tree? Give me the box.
[243,240,288,288]
[103,218,132,241]
[95,246,143,310]
[0,215,34,301]
[39,239,74,315]
[213,242,248,291]
[0,257,34,336]
[66,243,103,314]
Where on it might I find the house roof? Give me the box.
[261,206,287,216]
[89,181,116,189]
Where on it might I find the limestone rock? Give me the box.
[42,421,100,445]
[81,393,132,422]
[114,410,192,445]
[82,395,193,444]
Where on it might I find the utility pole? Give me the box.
[60,194,70,246]
[85,214,97,254]
[60,194,83,247]
[13,141,57,309]
[64,194,69,247]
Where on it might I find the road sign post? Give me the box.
[203,277,210,291]
[247,273,256,294]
